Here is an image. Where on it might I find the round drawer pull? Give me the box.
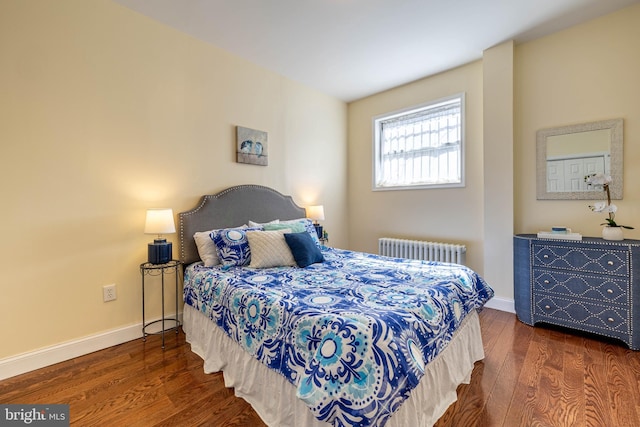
[608,317,614,323]
[545,305,551,310]
[608,261,614,266]
[607,289,614,294]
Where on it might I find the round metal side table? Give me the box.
[140,260,182,349]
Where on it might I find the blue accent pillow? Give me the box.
[284,232,324,268]
[211,226,262,267]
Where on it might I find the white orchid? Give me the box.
[589,201,617,213]
[585,173,612,187]
[585,174,632,229]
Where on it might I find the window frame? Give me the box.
[372,93,466,191]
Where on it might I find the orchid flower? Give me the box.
[585,173,612,187]
[585,174,633,229]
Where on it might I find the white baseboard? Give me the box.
[0,313,182,381]
[484,296,515,313]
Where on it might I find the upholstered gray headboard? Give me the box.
[178,184,306,265]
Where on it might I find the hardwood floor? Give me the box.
[1,309,639,426]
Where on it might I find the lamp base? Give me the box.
[148,239,172,264]
[313,224,323,239]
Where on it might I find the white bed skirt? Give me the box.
[183,305,484,427]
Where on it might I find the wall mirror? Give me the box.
[536,118,623,200]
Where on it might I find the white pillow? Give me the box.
[246,229,296,268]
[194,230,220,267]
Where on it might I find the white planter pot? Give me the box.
[602,226,624,241]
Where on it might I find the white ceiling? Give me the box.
[112,0,639,102]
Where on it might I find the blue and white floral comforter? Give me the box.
[183,247,494,427]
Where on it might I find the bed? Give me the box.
[178,184,494,427]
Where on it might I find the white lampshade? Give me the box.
[306,205,325,221]
[144,208,176,235]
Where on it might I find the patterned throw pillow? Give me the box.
[211,226,262,267]
[279,218,322,248]
[246,229,296,268]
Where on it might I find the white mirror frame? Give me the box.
[536,118,623,200]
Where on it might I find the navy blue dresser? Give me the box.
[514,234,640,350]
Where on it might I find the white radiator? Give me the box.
[378,237,466,265]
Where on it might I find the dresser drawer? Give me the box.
[532,243,629,276]
[532,268,628,305]
[534,293,629,339]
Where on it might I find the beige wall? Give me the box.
[2,0,639,365]
[482,41,515,304]
[0,0,347,359]
[348,3,640,306]
[346,46,516,303]
[515,3,640,238]
[347,61,485,273]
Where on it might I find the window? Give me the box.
[373,94,465,190]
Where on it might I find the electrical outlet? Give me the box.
[103,284,117,302]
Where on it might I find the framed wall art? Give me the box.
[236,126,268,166]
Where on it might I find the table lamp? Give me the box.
[144,208,176,264]
[306,205,325,239]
